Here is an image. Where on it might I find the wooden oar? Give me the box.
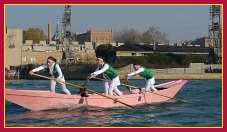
[124,84,192,103]
[94,77,192,103]
[125,80,142,94]
[32,73,135,108]
[125,79,132,93]
[78,76,90,96]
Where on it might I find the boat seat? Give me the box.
[155,87,168,90]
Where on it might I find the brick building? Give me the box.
[75,29,113,44]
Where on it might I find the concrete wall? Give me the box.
[115,63,222,75]
[21,51,63,65]
[21,51,97,65]
[5,29,23,70]
[185,63,204,73]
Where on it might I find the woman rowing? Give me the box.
[90,56,122,96]
[125,62,158,92]
[29,56,71,95]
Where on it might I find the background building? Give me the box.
[5,28,23,70]
[75,29,113,44]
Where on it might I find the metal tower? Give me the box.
[62,5,74,63]
[208,5,222,64]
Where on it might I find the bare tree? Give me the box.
[113,26,170,45]
[145,26,170,44]
[114,28,141,45]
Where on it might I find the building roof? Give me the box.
[114,44,210,53]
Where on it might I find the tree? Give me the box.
[95,44,115,62]
[113,26,170,45]
[140,31,152,45]
[114,28,141,45]
[143,26,170,44]
[23,28,47,43]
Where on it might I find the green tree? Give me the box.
[148,53,171,64]
[166,53,185,64]
[23,28,47,43]
[181,54,193,66]
[95,44,116,62]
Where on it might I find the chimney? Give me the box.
[48,23,52,44]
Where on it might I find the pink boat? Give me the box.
[5,79,188,111]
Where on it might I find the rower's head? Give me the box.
[133,62,141,70]
[47,56,56,67]
[96,56,104,66]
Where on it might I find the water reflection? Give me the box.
[6,107,114,127]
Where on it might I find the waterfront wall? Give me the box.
[61,63,222,80]
[115,63,222,74]
[23,63,221,80]
[115,63,222,80]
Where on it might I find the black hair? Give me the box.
[96,56,105,61]
[47,56,56,62]
[133,62,140,66]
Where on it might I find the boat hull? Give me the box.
[5,79,187,111]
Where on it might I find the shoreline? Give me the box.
[16,73,222,80]
[118,73,222,80]
[64,73,222,80]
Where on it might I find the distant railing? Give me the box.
[5,72,20,79]
[115,63,222,74]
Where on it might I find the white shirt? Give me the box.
[93,63,109,76]
[127,67,144,79]
[32,63,63,79]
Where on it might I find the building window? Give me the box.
[22,57,26,61]
[31,57,36,62]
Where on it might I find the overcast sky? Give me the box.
[5,5,219,43]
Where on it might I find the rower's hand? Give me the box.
[124,75,129,81]
[89,73,95,79]
[29,71,34,75]
[54,78,60,82]
[86,76,91,81]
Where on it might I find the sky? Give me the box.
[5,5,219,44]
